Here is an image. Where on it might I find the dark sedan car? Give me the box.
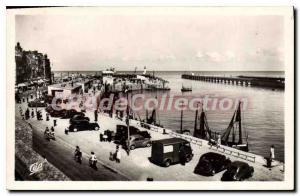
[194,152,231,176]
[69,114,90,124]
[221,161,254,181]
[28,99,47,107]
[68,121,100,132]
[45,105,66,117]
[61,109,85,119]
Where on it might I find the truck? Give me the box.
[150,138,193,167]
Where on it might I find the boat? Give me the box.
[193,102,249,152]
[181,84,192,92]
[220,101,249,152]
[193,104,212,140]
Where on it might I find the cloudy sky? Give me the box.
[15,14,284,71]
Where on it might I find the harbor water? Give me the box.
[54,71,284,162]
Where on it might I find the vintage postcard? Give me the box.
[6,7,294,190]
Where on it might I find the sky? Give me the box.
[15,14,284,71]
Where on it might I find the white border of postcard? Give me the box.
[6,6,294,190]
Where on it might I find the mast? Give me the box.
[180,101,183,133]
[222,111,236,145]
[232,124,236,143]
[193,104,199,136]
[236,101,243,144]
[199,109,205,138]
[180,109,183,133]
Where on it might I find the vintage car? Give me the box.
[69,114,90,124]
[150,138,193,167]
[114,125,151,145]
[61,109,85,119]
[28,99,47,107]
[194,152,231,176]
[129,134,152,150]
[68,121,100,132]
[45,105,66,117]
[221,161,254,181]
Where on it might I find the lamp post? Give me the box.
[35,83,38,119]
[125,88,130,155]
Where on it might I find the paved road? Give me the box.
[32,125,128,181]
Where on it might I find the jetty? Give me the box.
[182,74,285,89]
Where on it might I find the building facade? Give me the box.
[15,42,52,84]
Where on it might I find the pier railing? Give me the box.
[168,131,203,147]
[133,120,258,163]
[136,121,203,147]
[208,144,256,163]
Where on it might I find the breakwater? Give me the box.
[182,74,285,89]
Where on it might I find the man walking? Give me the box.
[94,109,98,122]
[270,145,275,161]
[116,148,121,163]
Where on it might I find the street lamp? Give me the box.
[125,88,130,155]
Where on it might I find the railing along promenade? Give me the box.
[132,120,257,163]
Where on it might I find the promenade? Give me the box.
[16,95,284,181]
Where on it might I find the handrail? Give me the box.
[137,120,256,163]
[209,144,256,163]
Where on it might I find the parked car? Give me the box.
[221,161,254,181]
[69,114,90,124]
[114,125,151,145]
[68,121,100,132]
[61,109,85,119]
[129,134,152,150]
[150,138,193,167]
[45,105,66,117]
[194,152,231,176]
[28,99,47,107]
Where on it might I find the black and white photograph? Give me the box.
[6,6,294,190]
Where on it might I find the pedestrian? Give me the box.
[217,134,221,147]
[163,128,167,135]
[19,106,23,115]
[109,152,115,161]
[31,109,34,118]
[26,97,29,103]
[94,110,98,122]
[270,145,275,161]
[65,127,69,135]
[107,130,112,142]
[51,126,55,132]
[89,151,97,169]
[44,127,50,137]
[103,132,108,142]
[179,144,187,166]
[25,108,30,120]
[116,149,121,163]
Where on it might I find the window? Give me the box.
[163,145,173,153]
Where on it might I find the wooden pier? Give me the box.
[182,74,285,89]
